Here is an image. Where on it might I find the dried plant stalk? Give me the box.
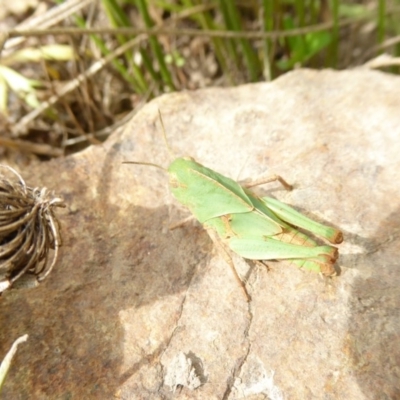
[0,334,28,392]
[0,166,65,293]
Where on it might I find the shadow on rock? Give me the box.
[347,206,400,399]
[0,144,212,398]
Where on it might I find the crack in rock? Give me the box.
[222,288,254,400]
[157,252,201,394]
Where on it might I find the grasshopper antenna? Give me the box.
[123,109,174,170]
[122,161,166,171]
[158,109,176,160]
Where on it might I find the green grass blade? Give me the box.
[330,0,339,68]
[261,0,275,80]
[53,0,146,93]
[217,0,240,65]
[135,0,175,90]
[219,0,260,81]
[294,0,306,62]
[378,0,386,45]
[101,0,150,93]
[102,0,131,27]
[181,0,235,83]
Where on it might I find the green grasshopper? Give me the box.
[125,114,343,300]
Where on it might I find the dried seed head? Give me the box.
[0,166,65,293]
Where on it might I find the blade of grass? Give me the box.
[54,0,147,93]
[261,0,275,81]
[330,0,339,68]
[310,0,318,24]
[378,0,386,45]
[294,0,306,63]
[83,25,148,93]
[102,0,160,92]
[135,0,175,90]
[219,0,261,81]
[217,0,240,68]
[102,0,131,27]
[0,335,28,393]
[181,0,235,84]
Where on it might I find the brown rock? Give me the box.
[1,69,399,399]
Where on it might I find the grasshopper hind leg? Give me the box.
[292,258,338,276]
[206,228,252,302]
[169,217,251,301]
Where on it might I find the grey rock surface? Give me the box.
[0,69,399,399]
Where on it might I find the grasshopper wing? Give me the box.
[169,158,254,222]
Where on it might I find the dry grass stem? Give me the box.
[0,334,28,392]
